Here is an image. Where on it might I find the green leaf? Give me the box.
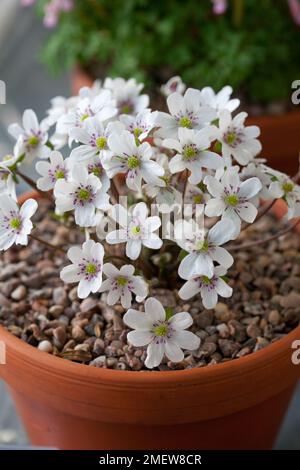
[165,306,174,320]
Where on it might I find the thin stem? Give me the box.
[110,178,120,204]
[16,170,52,200]
[29,233,66,254]
[228,218,300,252]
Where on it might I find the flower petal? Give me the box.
[172,330,200,350]
[123,309,153,329]
[127,330,153,347]
[126,239,142,260]
[145,342,165,369]
[164,341,184,363]
[169,311,193,330]
[145,297,165,321]
[239,177,262,199]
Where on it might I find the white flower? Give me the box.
[199,85,240,116]
[185,183,211,206]
[81,156,110,188]
[143,153,181,213]
[214,110,261,166]
[163,127,224,185]
[179,266,232,309]
[155,88,217,139]
[46,95,79,127]
[241,160,272,200]
[175,218,236,279]
[104,77,149,115]
[161,76,186,97]
[0,195,37,250]
[99,263,148,308]
[54,166,109,227]
[119,109,157,142]
[56,91,117,135]
[0,156,17,200]
[269,175,300,219]
[105,130,164,191]
[36,151,72,191]
[69,118,124,162]
[205,167,262,235]
[106,202,162,260]
[78,80,102,100]
[60,239,104,299]
[124,297,200,368]
[8,109,51,162]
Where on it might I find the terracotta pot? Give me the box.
[0,192,300,450]
[247,112,300,176]
[71,67,300,177]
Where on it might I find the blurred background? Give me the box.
[0,0,300,448]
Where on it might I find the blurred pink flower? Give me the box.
[211,0,228,15]
[21,0,36,5]
[44,0,74,28]
[288,0,300,25]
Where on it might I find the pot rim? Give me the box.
[1,190,299,386]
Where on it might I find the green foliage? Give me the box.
[36,0,300,104]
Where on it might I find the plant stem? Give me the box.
[228,217,300,252]
[29,233,66,254]
[16,170,52,200]
[110,178,120,203]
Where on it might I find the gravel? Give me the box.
[0,200,300,371]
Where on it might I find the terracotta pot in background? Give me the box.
[71,67,300,177]
[0,193,300,450]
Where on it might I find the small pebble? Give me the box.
[11,285,27,301]
[38,340,53,353]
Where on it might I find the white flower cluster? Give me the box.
[1,76,300,369]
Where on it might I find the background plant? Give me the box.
[24,0,300,105]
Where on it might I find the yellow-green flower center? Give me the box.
[28,135,39,147]
[54,169,65,179]
[86,263,97,275]
[183,146,197,160]
[10,218,21,230]
[153,324,168,337]
[96,136,107,150]
[80,113,89,122]
[131,225,141,235]
[179,117,192,128]
[225,194,239,206]
[225,132,236,145]
[78,189,90,201]
[160,175,170,185]
[194,194,203,204]
[133,128,143,138]
[201,275,211,285]
[120,104,132,114]
[282,182,294,193]
[197,239,209,252]
[117,277,128,287]
[127,156,140,169]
